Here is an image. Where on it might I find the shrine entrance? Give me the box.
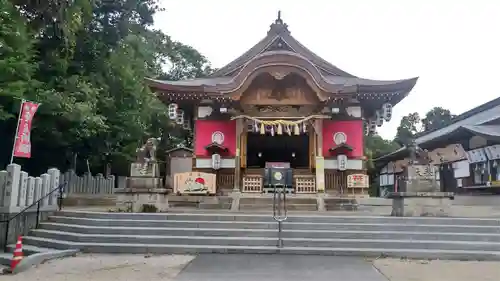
[246,132,309,169]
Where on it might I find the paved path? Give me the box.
[174,254,387,281]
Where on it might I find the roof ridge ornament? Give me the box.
[268,10,290,35]
[275,11,283,24]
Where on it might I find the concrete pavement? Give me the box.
[174,254,387,281]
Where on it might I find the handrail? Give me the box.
[272,184,287,248]
[1,181,67,251]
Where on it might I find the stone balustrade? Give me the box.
[61,170,116,195]
[0,164,61,213]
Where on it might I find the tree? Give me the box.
[0,0,38,120]
[364,134,400,196]
[394,112,421,146]
[0,0,212,176]
[421,107,456,132]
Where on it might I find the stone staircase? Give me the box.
[4,210,500,260]
[239,197,317,211]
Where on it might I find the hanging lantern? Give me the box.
[302,122,307,133]
[175,109,184,125]
[375,110,384,127]
[182,117,191,130]
[246,121,254,132]
[211,153,221,170]
[337,154,347,171]
[382,103,393,121]
[363,120,370,136]
[168,103,178,120]
[369,119,377,134]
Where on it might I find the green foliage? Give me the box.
[140,204,158,213]
[394,107,456,146]
[0,0,38,120]
[421,107,456,132]
[0,0,211,175]
[394,112,421,146]
[364,134,400,169]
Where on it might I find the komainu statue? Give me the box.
[136,137,160,175]
[408,139,430,165]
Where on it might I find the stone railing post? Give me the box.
[40,173,50,207]
[0,170,7,208]
[47,168,60,207]
[3,164,21,211]
[26,176,35,206]
[18,171,28,208]
[34,177,42,203]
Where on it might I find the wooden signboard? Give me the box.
[347,174,369,188]
[174,172,216,195]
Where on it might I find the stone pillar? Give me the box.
[3,164,21,210]
[34,177,42,203]
[26,176,35,206]
[233,119,244,192]
[77,175,83,193]
[48,168,60,206]
[109,175,115,194]
[97,173,104,193]
[0,170,8,208]
[84,173,91,194]
[18,171,28,208]
[40,173,50,207]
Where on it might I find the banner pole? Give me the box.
[10,99,25,164]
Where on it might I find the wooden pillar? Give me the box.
[309,126,316,170]
[315,119,325,192]
[233,119,244,191]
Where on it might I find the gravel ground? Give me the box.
[0,254,194,281]
[373,258,500,281]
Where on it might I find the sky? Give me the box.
[154,1,500,140]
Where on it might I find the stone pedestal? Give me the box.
[115,188,169,212]
[389,164,454,217]
[389,192,454,217]
[128,162,161,189]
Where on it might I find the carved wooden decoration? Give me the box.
[240,104,318,117]
[426,144,467,164]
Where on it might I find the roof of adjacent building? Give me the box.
[374,97,500,163]
[147,13,418,98]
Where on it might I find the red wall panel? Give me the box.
[194,120,236,157]
[322,120,363,158]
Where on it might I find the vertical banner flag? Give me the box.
[13,101,40,158]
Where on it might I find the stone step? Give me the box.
[55,211,500,226]
[197,203,232,209]
[0,244,53,267]
[238,203,317,211]
[37,223,500,242]
[47,216,500,233]
[0,252,11,267]
[26,229,500,251]
[14,236,500,260]
[239,197,317,205]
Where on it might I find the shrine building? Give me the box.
[375,97,500,195]
[147,15,418,195]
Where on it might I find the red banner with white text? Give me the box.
[13,101,40,158]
